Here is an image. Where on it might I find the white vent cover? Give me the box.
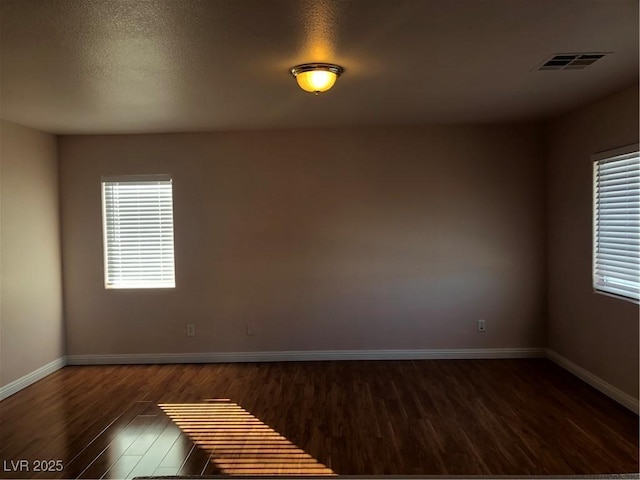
[536,53,609,71]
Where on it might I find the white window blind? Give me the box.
[593,145,640,301]
[102,175,175,289]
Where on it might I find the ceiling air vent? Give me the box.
[536,53,609,71]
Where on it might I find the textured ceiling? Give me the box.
[0,0,638,134]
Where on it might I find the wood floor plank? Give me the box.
[73,403,156,479]
[101,454,141,480]
[176,444,213,476]
[156,432,193,469]
[151,466,180,476]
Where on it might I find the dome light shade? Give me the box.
[290,63,344,94]
[296,70,337,93]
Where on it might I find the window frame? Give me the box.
[101,174,176,290]
[592,143,640,303]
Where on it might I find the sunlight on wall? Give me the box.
[297,0,339,61]
[159,400,336,476]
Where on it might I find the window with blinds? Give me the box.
[593,144,640,301]
[102,175,176,289]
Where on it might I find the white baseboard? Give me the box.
[66,347,545,366]
[546,349,639,414]
[0,357,67,401]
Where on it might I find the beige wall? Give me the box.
[59,125,546,355]
[0,120,65,386]
[547,85,639,399]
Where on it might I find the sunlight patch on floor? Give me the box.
[159,400,336,476]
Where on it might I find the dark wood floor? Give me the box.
[0,359,637,478]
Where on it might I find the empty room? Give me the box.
[0,0,638,478]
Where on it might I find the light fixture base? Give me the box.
[290,63,344,77]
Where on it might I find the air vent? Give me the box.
[536,53,609,71]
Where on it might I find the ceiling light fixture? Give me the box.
[290,63,344,95]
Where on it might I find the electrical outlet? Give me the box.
[246,322,256,336]
[477,319,486,332]
[186,324,195,337]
